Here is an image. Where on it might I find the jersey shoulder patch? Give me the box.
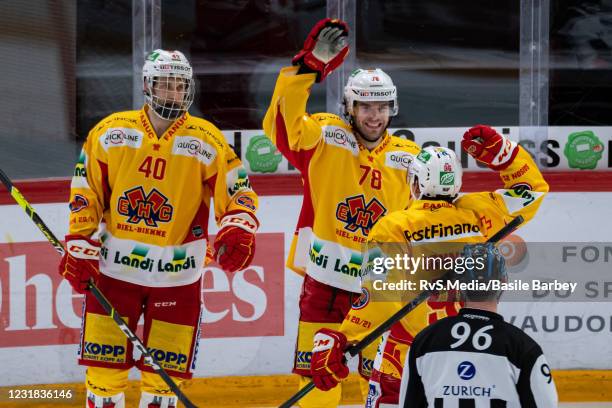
[311,112,345,126]
[455,192,499,212]
[183,116,228,150]
[94,111,144,152]
[92,110,140,133]
[383,136,420,170]
[319,123,359,156]
[387,135,420,154]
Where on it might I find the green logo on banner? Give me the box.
[245,135,282,173]
[563,130,604,170]
[440,172,455,185]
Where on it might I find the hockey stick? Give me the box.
[0,169,199,408]
[278,215,525,408]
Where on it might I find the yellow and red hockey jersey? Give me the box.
[68,107,258,287]
[341,146,549,343]
[263,66,420,293]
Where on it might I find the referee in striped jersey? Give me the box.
[399,243,558,408]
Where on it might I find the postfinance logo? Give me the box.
[336,195,387,236]
[403,223,480,242]
[117,186,173,226]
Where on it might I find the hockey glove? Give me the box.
[292,18,349,83]
[213,212,258,273]
[461,124,518,170]
[58,234,101,294]
[311,328,349,391]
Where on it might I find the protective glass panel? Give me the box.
[356,0,520,128]
[549,0,612,125]
[161,0,327,129]
[0,0,80,178]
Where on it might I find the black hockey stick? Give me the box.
[0,168,198,408]
[279,215,525,408]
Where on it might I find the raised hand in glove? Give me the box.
[58,234,101,294]
[213,212,258,273]
[310,328,350,391]
[461,124,518,170]
[292,18,349,83]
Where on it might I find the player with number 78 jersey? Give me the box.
[263,17,420,407]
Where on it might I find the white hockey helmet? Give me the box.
[344,68,398,117]
[142,49,195,120]
[409,146,463,200]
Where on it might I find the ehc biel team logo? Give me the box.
[352,287,370,310]
[69,194,89,213]
[336,195,387,236]
[117,186,173,226]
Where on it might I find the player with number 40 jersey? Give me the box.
[60,49,258,408]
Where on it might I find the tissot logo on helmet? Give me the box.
[344,68,398,117]
[355,90,395,97]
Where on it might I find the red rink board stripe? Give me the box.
[0,172,610,205]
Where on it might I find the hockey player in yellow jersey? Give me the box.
[310,126,549,408]
[263,18,419,407]
[58,49,258,408]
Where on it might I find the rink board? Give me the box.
[0,186,611,386]
[225,127,612,174]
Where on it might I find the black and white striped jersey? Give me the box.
[399,308,558,408]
